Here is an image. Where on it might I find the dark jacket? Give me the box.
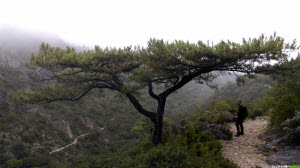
[237,105,248,120]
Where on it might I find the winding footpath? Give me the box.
[49,126,106,154]
[221,116,271,168]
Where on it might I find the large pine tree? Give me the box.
[14,34,298,144]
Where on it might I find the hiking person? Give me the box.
[235,100,248,137]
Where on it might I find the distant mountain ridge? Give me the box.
[0,25,89,67]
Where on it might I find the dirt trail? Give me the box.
[221,116,271,168]
[49,126,106,154]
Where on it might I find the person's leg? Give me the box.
[235,121,240,136]
[240,119,244,135]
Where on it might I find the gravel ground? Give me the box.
[221,116,271,168]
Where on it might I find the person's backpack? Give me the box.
[240,105,248,118]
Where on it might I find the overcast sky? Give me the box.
[1,0,300,48]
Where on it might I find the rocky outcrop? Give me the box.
[0,73,4,80]
[260,110,300,152]
[198,123,232,140]
[224,112,235,123]
[102,137,110,144]
[79,116,95,129]
[24,105,39,115]
[266,146,300,165]
[281,110,300,145]
[53,120,73,139]
[257,136,287,153]
[176,120,189,134]
[259,111,300,165]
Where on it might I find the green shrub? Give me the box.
[219,126,233,140]
[21,153,51,168]
[193,100,232,124]
[271,94,300,126]
[5,159,23,168]
[135,144,188,168]
[249,108,263,119]
[0,143,9,165]
[10,141,30,159]
[0,123,10,132]
[255,96,277,115]
[115,127,236,168]
[1,111,18,123]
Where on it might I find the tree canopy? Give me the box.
[13,34,298,144]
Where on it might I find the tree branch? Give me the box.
[126,93,157,122]
[111,74,157,121]
[147,82,159,100]
[159,65,219,97]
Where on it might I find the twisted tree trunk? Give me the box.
[152,97,166,145]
